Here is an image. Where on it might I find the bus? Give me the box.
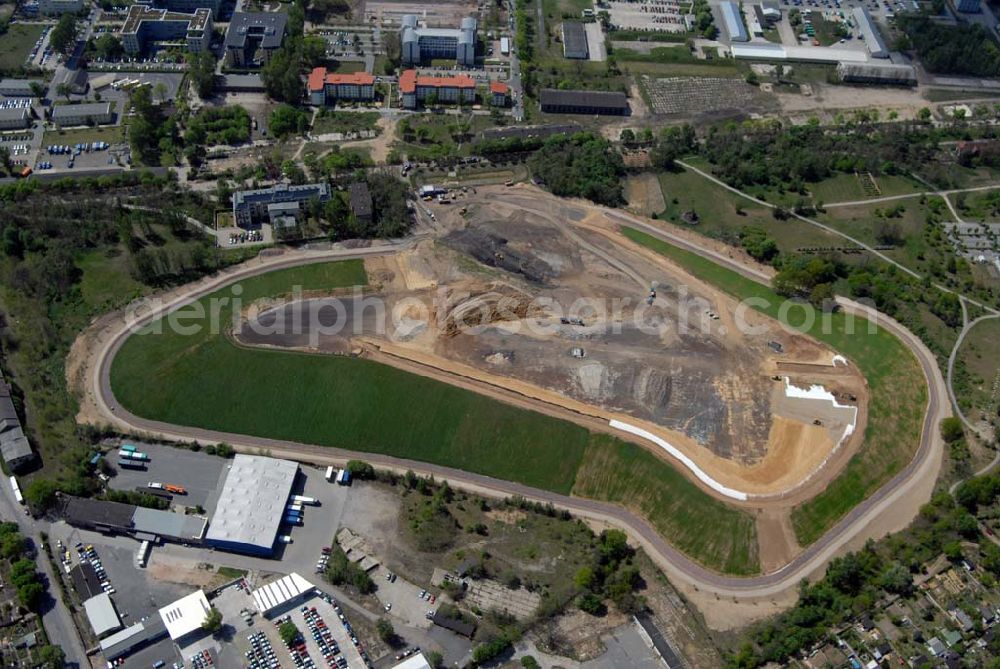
[121,444,137,453]
[9,476,23,505]
[118,459,146,470]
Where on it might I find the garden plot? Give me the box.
[641,76,772,116]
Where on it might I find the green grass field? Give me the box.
[572,436,758,574]
[311,111,380,136]
[0,24,43,71]
[42,126,127,147]
[77,248,145,309]
[110,259,759,573]
[955,317,1000,423]
[620,227,927,546]
[657,169,842,253]
[807,173,924,204]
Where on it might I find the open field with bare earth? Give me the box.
[101,185,890,577]
[236,188,867,497]
[364,0,477,25]
[624,173,666,216]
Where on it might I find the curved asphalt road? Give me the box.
[88,226,947,598]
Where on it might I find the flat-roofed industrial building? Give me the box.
[561,21,589,59]
[38,0,83,14]
[538,88,629,115]
[251,573,316,617]
[84,593,123,639]
[0,79,44,97]
[721,1,748,42]
[852,7,888,58]
[158,590,211,641]
[51,102,114,127]
[204,454,299,555]
[837,62,916,86]
[0,381,34,471]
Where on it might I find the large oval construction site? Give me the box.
[234,189,869,502]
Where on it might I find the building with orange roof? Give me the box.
[398,69,476,109]
[307,67,376,106]
[489,80,508,107]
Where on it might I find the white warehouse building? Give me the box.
[401,14,477,67]
[720,1,748,42]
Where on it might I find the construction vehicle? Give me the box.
[163,484,186,495]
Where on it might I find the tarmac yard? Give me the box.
[234,187,868,500]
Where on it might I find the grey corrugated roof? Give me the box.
[721,1,748,42]
[561,22,588,58]
[52,102,111,120]
[0,79,40,93]
[0,108,30,122]
[132,507,207,541]
[852,7,888,57]
[349,181,372,218]
[205,455,298,550]
[539,88,629,110]
[0,383,32,466]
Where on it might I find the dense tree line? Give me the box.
[474,135,547,156]
[0,182,231,511]
[528,133,625,206]
[700,121,937,192]
[898,16,1000,78]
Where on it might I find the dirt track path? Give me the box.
[72,190,948,630]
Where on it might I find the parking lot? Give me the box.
[277,595,368,669]
[35,140,123,172]
[108,442,229,511]
[372,566,437,630]
[776,0,916,22]
[52,528,191,626]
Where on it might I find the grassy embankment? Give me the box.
[0,24,43,70]
[620,227,927,546]
[110,259,759,574]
